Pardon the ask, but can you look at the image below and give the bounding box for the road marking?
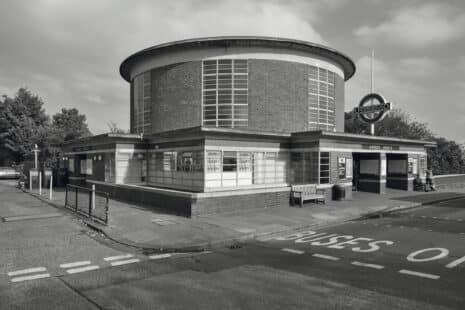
[110,258,140,266]
[11,273,51,282]
[104,254,134,261]
[281,248,304,254]
[446,256,465,269]
[312,253,340,261]
[66,265,100,274]
[351,261,384,269]
[149,253,172,260]
[8,267,47,276]
[60,261,91,269]
[398,269,439,280]
[407,248,449,262]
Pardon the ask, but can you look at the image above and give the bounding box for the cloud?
[355,3,465,48]
[397,57,441,78]
[0,0,324,133]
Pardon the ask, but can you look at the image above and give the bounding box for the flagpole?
[370,49,375,136]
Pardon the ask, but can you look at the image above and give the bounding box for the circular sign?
[355,93,392,124]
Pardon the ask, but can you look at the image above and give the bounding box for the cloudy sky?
[1,0,464,141]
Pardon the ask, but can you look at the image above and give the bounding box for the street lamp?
[32,144,40,169]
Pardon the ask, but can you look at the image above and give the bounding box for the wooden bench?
[290,184,326,207]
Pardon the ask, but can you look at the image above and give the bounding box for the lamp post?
[33,144,40,169]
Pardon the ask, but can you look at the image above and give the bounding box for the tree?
[0,88,93,166]
[428,138,465,175]
[51,108,91,142]
[0,88,50,164]
[107,121,127,134]
[345,109,434,140]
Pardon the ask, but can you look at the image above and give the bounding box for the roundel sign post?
[354,93,392,135]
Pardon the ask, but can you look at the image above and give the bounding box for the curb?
[357,203,423,219]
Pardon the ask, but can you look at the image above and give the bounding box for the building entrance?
[352,152,386,194]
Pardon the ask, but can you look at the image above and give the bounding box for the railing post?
[92,184,96,212]
[65,185,68,207]
[49,174,53,200]
[39,171,42,195]
[75,187,78,212]
[88,187,92,217]
[105,194,109,224]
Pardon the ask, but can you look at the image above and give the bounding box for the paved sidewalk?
[26,184,465,253]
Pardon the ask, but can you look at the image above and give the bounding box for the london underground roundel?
[354,93,392,124]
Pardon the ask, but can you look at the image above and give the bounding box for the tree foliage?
[345,108,465,175]
[52,108,91,142]
[0,88,92,166]
[107,121,127,134]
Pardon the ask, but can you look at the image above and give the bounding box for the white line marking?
[351,261,384,269]
[8,267,47,276]
[398,269,439,280]
[110,258,140,266]
[60,261,91,269]
[11,273,50,282]
[281,248,305,255]
[66,265,100,274]
[446,256,465,269]
[312,253,340,261]
[104,254,134,261]
[149,254,172,260]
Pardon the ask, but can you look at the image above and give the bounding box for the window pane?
[223,151,237,172]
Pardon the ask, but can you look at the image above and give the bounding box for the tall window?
[133,72,151,133]
[202,59,248,128]
[319,152,330,184]
[308,66,336,131]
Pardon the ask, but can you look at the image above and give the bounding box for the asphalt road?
[2,179,465,309]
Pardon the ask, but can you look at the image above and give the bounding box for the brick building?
[61,36,435,216]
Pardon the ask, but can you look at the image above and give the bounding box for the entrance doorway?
[352,153,382,193]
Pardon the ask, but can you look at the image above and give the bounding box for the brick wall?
[89,182,192,216]
[329,151,352,184]
[148,62,202,134]
[329,151,353,200]
[434,174,465,191]
[248,59,308,133]
[192,190,290,216]
[130,59,346,135]
[87,181,292,217]
[334,75,345,132]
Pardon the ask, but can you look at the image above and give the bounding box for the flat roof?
[120,36,356,82]
[292,130,437,147]
[61,127,436,149]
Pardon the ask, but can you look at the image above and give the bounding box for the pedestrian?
[426,168,436,191]
[413,174,425,191]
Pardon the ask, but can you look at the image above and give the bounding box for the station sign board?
[355,93,392,124]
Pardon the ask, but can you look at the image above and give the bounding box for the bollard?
[39,172,42,195]
[91,184,96,211]
[29,174,32,192]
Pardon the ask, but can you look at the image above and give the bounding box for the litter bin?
[332,184,346,201]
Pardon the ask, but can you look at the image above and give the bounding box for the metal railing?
[65,184,109,225]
